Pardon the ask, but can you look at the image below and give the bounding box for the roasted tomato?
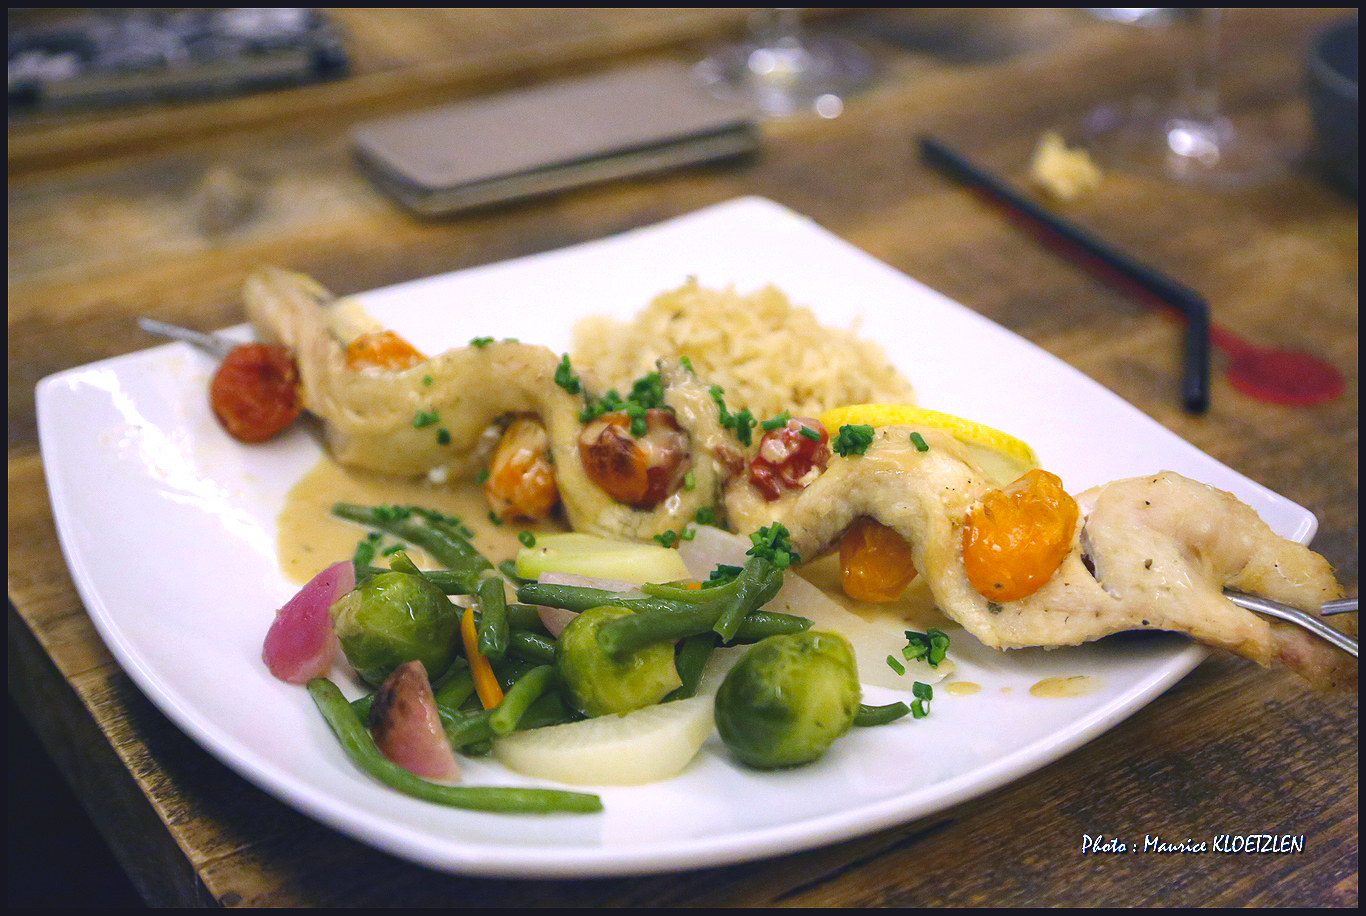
[749,416,830,501]
[962,469,1078,603]
[343,331,425,371]
[839,517,918,602]
[578,409,689,510]
[208,343,301,442]
[485,414,559,522]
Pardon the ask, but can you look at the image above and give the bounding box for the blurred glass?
[692,9,878,119]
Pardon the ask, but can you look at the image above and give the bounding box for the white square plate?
[37,197,1314,877]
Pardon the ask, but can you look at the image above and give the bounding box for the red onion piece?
[262,561,354,684]
[369,660,461,783]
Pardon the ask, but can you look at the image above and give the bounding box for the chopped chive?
[832,424,875,457]
[518,531,536,548]
[762,410,791,431]
[909,431,929,452]
[436,429,451,446]
[554,354,582,395]
[412,410,440,428]
[798,425,822,442]
[886,654,906,676]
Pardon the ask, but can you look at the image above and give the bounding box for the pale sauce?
[943,681,981,696]
[276,458,566,584]
[1029,675,1102,698]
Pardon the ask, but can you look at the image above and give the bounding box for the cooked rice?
[571,278,915,422]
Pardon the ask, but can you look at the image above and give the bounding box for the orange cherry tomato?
[343,331,425,371]
[961,469,1078,603]
[208,343,301,443]
[484,415,559,522]
[840,517,918,602]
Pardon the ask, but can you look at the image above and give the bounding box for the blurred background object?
[1077,9,1293,188]
[692,8,878,119]
[7,8,347,113]
[1306,15,1358,195]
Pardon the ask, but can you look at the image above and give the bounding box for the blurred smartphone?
[350,60,758,215]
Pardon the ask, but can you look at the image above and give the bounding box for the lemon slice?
[816,404,1039,486]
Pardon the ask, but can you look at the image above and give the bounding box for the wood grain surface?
[8,8,1357,907]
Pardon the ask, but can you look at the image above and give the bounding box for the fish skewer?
[239,266,1356,689]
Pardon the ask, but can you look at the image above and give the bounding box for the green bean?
[444,687,577,748]
[386,550,426,578]
[710,557,785,643]
[307,678,601,813]
[433,664,477,711]
[595,603,808,657]
[517,579,808,655]
[506,603,550,632]
[516,582,667,614]
[666,633,717,701]
[333,504,492,592]
[507,629,557,666]
[444,707,496,748]
[853,702,911,727]
[498,558,531,586]
[489,665,558,736]
[476,574,510,659]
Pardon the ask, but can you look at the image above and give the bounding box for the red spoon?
[1210,325,1345,407]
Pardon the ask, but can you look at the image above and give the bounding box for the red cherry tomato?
[208,343,301,443]
[748,417,830,501]
[578,409,689,509]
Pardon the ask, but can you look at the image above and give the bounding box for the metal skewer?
[1224,590,1358,657]
[137,317,236,360]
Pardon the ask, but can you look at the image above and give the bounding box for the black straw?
[918,135,1211,414]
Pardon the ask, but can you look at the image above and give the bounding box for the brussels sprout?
[330,571,460,686]
[713,631,860,769]
[555,605,682,718]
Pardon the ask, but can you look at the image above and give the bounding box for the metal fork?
[1224,591,1358,658]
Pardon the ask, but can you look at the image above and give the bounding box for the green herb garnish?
[412,409,440,429]
[710,385,757,446]
[909,431,929,452]
[902,628,951,668]
[554,354,582,395]
[761,410,791,432]
[832,424,875,457]
[746,523,800,569]
[911,681,933,718]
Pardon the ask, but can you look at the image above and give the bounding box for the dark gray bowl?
[1307,16,1358,195]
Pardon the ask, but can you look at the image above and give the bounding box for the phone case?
[349,60,759,215]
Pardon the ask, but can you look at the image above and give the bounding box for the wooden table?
[8,8,1357,907]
